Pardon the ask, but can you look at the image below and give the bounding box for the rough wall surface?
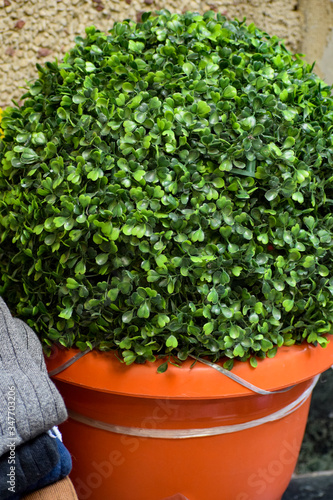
[299,0,333,85]
[0,0,303,107]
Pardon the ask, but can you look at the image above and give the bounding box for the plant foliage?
[0,10,333,369]
[0,109,4,140]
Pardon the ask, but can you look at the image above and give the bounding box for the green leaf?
[207,289,218,304]
[123,351,137,365]
[133,169,146,181]
[75,260,86,275]
[44,234,56,246]
[85,62,96,72]
[129,40,145,53]
[197,101,211,116]
[156,254,168,267]
[318,265,329,277]
[107,289,119,301]
[292,192,304,203]
[283,136,295,149]
[66,278,80,289]
[123,82,134,93]
[219,159,232,171]
[73,94,86,104]
[265,189,279,201]
[223,86,237,99]
[166,335,178,348]
[53,216,67,228]
[231,266,242,276]
[137,302,150,318]
[221,307,233,318]
[122,310,134,323]
[59,307,73,320]
[282,107,298,121]
[250,358,258,368]
[252,124,265,136]
[304,216,315,231]
[29,81,43,96]
[302,256,315,268]
[261,339,273,351]
[157,362,168,374]
[283,299,294,312]
[233,344,244,357]
[203,322,214,335]
[253,302,263,315]
[57,107,67,120]
[96,253,109,266]
[212,177,225,188]
[183,62,194,75]
[241,116,256,131]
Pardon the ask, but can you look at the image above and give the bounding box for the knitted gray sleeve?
[0,297,68,458]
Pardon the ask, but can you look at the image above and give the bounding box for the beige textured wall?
[299,0,333,85]
[0,0,323,108]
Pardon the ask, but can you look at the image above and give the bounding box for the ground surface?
[283,472,333,500]
[296,368,333,473]
[282,367,333,499]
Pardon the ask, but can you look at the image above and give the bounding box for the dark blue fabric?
[0,433,59,499]
[24,437,72,494]
[4,437,71,499]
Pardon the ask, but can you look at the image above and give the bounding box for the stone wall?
[299,0,333,86]
[0,0,331,107]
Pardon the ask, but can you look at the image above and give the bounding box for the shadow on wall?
[299,0,333,85]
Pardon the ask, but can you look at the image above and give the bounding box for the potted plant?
[1,10,333,500]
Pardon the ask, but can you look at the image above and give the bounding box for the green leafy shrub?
[0,10,333,369]
[0,109,4,140]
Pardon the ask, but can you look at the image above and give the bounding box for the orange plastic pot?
[46,338,333,500]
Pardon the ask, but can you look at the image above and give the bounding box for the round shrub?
[0,10,333,369]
